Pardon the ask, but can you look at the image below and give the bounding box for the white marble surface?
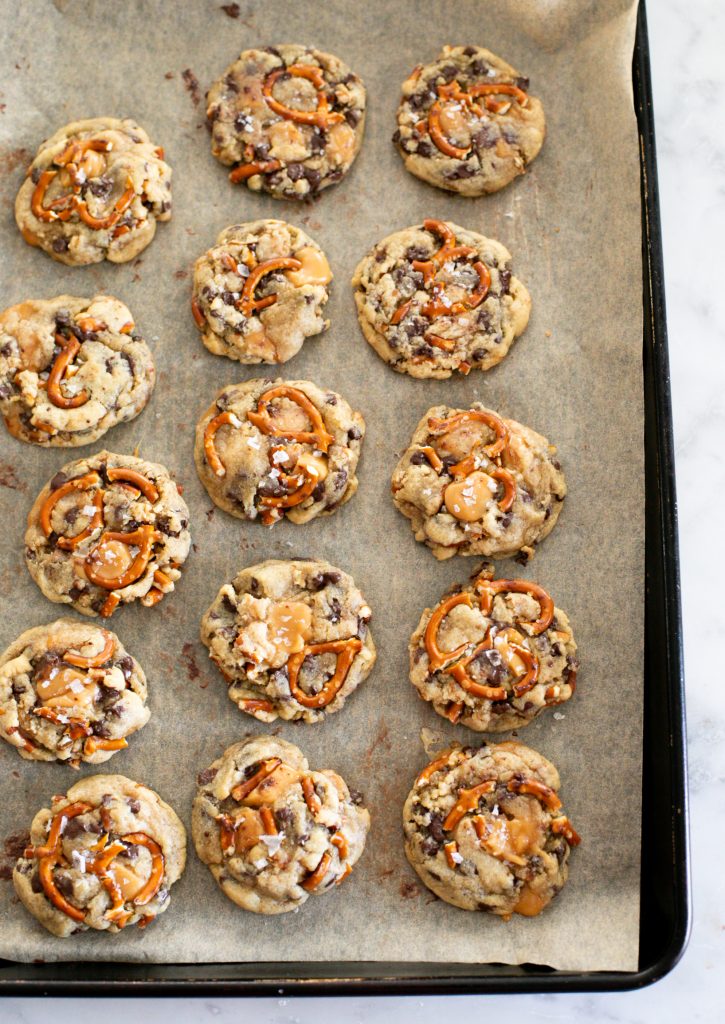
[4,1,723,1019]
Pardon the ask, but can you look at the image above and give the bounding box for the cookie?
[403,741,580,918]
[394,45,545,196]
[194,378,364,525]
[191,219,332,364]
[201,559,375,724]
[25,451,191,618]
[192,736,369,914]
[15,117,171,265]
[391,403,565,560]
[13,774,186,936]
[0,619,149,766]
[0,295,155,447]
[410,568,577,731]
[352,219,530,379]
[207,45,366,199]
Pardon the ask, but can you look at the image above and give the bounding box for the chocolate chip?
[197,766,218,785]
[308,570,341,591]
[127,799,141,814]
[463,46,477,57]
[286,162,305,182]
[410,450,427,465]
[428,813,446,843]
[304,167,322,191]
[51,237,69,253]
[311,482,325,502]
[253,140,271,160]
[499,270,511,295]
[55,873,74,899]
[347,425,362,441]
[391,128,401,145]
[471,59,490,76]
[473,125,496,150]
[344,108,361,128]
[408,89,434,112]
[416,140,433,157]
[327,597,342,623]
[87,175,113,200]
[64,817,88,839]
[30,166,42,184]
[325,394,337,405]
[348,788,364,806]
[445,163,476,180]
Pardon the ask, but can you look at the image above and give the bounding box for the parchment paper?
[0,0,643,973]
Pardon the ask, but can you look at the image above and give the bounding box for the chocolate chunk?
[127,799,141,814]
[327,597,342,623]
[51,237,69,253]
[344,108,361,128]
[416,140,433,158]
[311,482,325,502]
[498,269,511,295]
[347,425,362,441]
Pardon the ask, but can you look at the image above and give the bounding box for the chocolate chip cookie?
[410,567,577,731]
[192,736,369,914]
[25,451,191,618]
[192,219,332,364]
[207,45,366,199]
[194,378,364,525]
[14,774,186,936]
[0,619,149,766]
[395,45,545,196]
[403,741,579,918]
[201,559,375,724]
[391,403,565,560]
[0,295,155,446]
[352,218,530,379]
[15,117,171,265]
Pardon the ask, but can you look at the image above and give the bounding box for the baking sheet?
[0,0,643,972]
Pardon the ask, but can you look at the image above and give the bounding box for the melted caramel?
[512,884,546,917]
[326,122,357,164]
[437,101,471,149]
[36,664,97,710]
[285,246,333,288]
[107,858,146,901]
[266,601,313,660]
[231,808,265,853]
[444,471,495,521]
[86,538,134,583]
